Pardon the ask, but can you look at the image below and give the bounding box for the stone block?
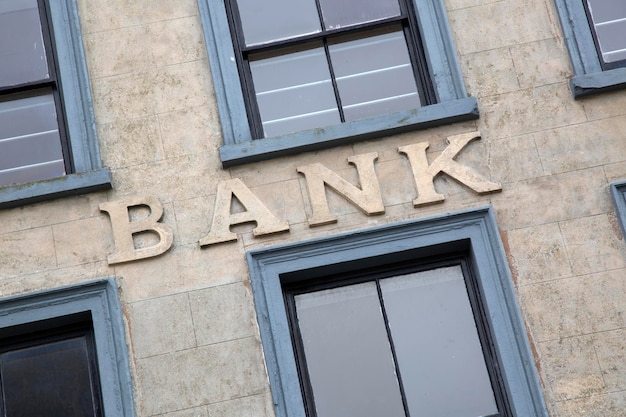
[462,47,520,98]
[538,336,605,401]
[136,337,267,415]
[508,222,573,285]
[521,269,626,341]
[0,227,56,279]
[560,214,626,275]
[53,216,112,268]
[127,292,196,358]
[99,116,165,169]
[190,282,256,347]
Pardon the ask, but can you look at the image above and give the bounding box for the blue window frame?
[197,0,478,167]
[0,0,111,209]
[611,180,626,236]
[0,279,135,416]
[554,0,626,97]
[247,207,548,417]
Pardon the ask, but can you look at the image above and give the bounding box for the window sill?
[219,97,479,167]
[570,67,626,98]
[0,168,112,209]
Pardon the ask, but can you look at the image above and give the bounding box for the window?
[554,0,626,97]
[583,0,626,69]
[247,207,548,417]
[197,0,477,166]
[0,0,111,209]
[0,280,135,417]
[0,313,103,416]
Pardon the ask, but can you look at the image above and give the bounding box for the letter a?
[100,196,173,264]
[199,178,289,246]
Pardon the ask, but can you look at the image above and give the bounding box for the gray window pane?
[0,0,49,87]
[0,93,65,186]
[319,0,400,30]
[329,29,421,122]
[594,21,626,63]
[236,0,321,46]
[380,266,499,417]
[587,0,626,23]
[250,47,340,137]
[295,283,406,417]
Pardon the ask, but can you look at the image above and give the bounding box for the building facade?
[1,0,626,416]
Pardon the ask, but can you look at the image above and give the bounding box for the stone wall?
[1,0,626,415]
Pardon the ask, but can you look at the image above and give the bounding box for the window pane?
[295,282,406,417]
[380,266,498,417]
[329,29,421,122]
[586,0,626,64]
[0,0,49,87]
[0,92,65,186]
[250,46,340,137]
[235,0,321,46]
[319,0,401,30]
[0,337,99,417]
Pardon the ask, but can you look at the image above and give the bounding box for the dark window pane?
[329,29,421,122]
[235,0,321,46]
[250,46,340,137]
[319,0,401,30]
[0,0,49,87]
[295,282,406,417]
[380,266,498,417]
[0,337,99,417]
[0,92,65,186]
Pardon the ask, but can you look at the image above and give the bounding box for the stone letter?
[100,196,173,264]
[199,178,289,246]
[398,132,502,207]
[297,152,385,227]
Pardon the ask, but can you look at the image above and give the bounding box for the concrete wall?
[1,0,626,415]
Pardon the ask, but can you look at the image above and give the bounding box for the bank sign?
[100,132,501,264]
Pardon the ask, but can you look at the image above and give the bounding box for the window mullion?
[375,279,411,417]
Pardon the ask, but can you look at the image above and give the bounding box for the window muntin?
[584,0,626,68]
[0,318,103,417]
[227,0,431,139]
[0,0,71,188]
[287,264,501,417]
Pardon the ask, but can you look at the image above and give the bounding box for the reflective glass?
[0,0,49,87]
[319,0,400,30]
[295,283,406,417]
[586,0,626,63]
[0,337,99,417]
[250,46,340,137]
[380,266,499,417]
[236,0,321,46]
[0,92,65,186]
[329,29,421,122]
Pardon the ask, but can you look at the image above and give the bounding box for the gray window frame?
[0,279,135,417]
[0,0,111,209]
[611,180,626,236]
[246,207,548,417]
[554,0,626,97]
[197,0,478,167]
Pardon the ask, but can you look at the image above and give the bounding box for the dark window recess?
[0,0,72,187]
[225,0,434,138]
[0,314,103,417]
[283,259,510,417]
[583,0,626,69]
